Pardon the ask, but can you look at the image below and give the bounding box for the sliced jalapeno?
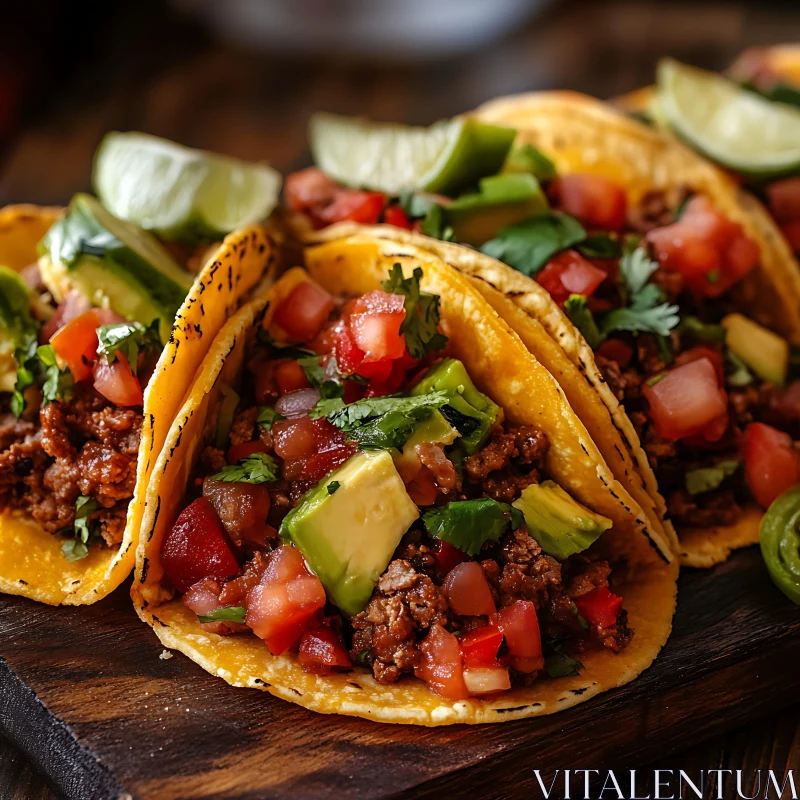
[760,485,800,604]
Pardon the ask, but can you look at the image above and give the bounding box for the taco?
[0,194,279,605]
[132,231,676,725]
[283,97,800,568]
[615,57,800,261]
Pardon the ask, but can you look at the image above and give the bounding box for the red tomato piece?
[347,290,406,362]
[743,422,800,509]
[363,359,408,397]
[40,291,92,344]
[202,477,272,549]
[491,600,543,664]
[284,167,339,215]
[273,417,317,460]
[245,545,326,655]
[536,250,607,305]
[647,196,759,297]
[342,379,366,404]
[161,497,241,593]
[274,359,312,395]
[354,358,394,382]
[318,190,385,225]
[298,625,352,675]
[767,177,800,224]
[302,444,358,483]
[553,174,627,230]
[50,308,125,382]
[597,337,634,368]
[574,586,624,629]
[433,539,470,575]
[460,625,504,668]
[674,345,725,385]
[405,465,440,507]
[92,354,143,407]
[273,281,334,343]
[415,623,468,700]
[443,562,496,617]
[642,358,728,441]
[333,323,367,374]
[226,439,272,464]
[383,205,413,230]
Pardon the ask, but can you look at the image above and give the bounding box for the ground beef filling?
[0,388,142,546]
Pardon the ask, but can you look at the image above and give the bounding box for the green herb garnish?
[211,452,279,484]
[197,607,247,624]
[62,495,99,562]
[96,320,161,376]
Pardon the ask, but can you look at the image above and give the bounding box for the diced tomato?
[273,281,334,343]
[552,174,627,230]
[674,345,725,385]
[781,220,800,253]
[383,205,413,230]
[310,324,339,356]
[647,196,759,297]
[491,600,543,670]
[443,562,496,617]
[203,477,272,549]
[342,379,366,404]
[767,177,800,224]
[743,422,800,509]
[460,625,504,668]
[405,465,440,507]
[92,354,143,407]
[462,666,511,695]
[298,625,352,675]
[49,308,126,382]
[273,417,317,460]
[161,497,241,594]
[302,443,358,483]
[537,250,607,305]
[415,623,468,700]
[347,290,406,362]
[364,359,408,397]
[354,358,393,382]
[284,167,340,215]
[642,357,728,441]
[333,323,367,375]
[183,577,249,635]
[318,190,385,226]
[574,586,623,629]
[226,439,272,464]
[597,337,633,368]
[274,359,312,395]
[433,539,469,575]
[245,545,326,655]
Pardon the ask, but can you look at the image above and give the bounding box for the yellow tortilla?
[0,208,279,605]
[459,90,800,567]
[133,235,677,725]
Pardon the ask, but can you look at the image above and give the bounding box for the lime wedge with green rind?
[656,58,800,179]
[93,132,282,241]
[309,112,516,196]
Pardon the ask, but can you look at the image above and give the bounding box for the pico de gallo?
[161,265,633,699]
[0,194,199,561]
[285,135,800,532]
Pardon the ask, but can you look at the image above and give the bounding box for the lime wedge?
[309,112,516,196]
[656,58,800,179]
[93,132,282,241]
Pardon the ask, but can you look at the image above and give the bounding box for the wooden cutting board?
[1,547,799,800]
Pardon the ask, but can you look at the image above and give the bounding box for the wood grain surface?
[0,548,798,800]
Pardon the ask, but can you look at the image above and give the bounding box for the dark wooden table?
[1,0,800,796]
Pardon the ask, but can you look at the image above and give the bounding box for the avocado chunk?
[722,312,788,386]
[279,451,419,617]
[392,410,459,480]
[447,173,548,246]
[512,480,612,561]
[38,194,192,342]
[411,358,499,454]
[0,267,37,392]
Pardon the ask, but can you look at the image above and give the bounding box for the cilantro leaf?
[419,204,455,241]
[503,143,557,181]
[37,345,74,406]
[381,265,448,359]
[297,354,345,400]
[545,647,583,678]
[422,498,522,556]
[685,460,740,496]
[601,298,680,339]
[398,192,438,219]
[256,406,284,432]
[62,495,99,562]
[311,390,451,451]
[564,295,605,349]
[211,452,279,484]
[197,606,247,624]
[577,233,621,259]
[618,246,659,298]
[480,212,586,277]
[96,320,161,376]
